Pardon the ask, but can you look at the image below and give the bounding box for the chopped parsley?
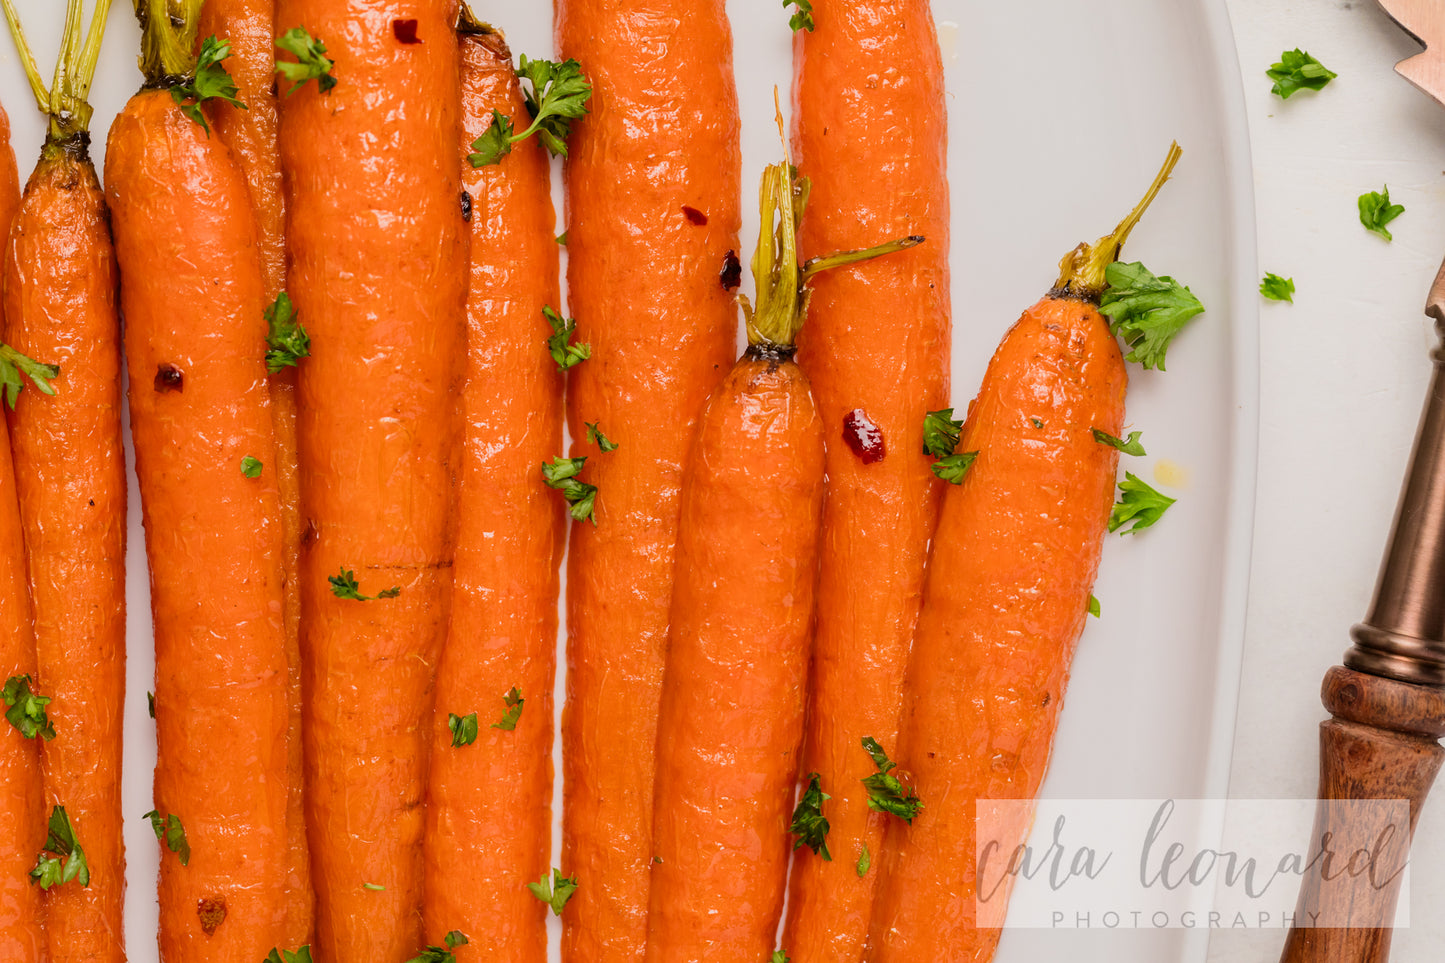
[491,687,524,731]
[585,422,618,452]
[448,712,479,748]
[1359,187,1405,242]
[2,675,55,741]
[265,947,314,963]
[543,306,590,371]
[170,36,246,135]
[144,809,191,866]
[264,292,310,372]
[1259,273,1295,303]
[1108,472,1176,535]
[788,772,831,861]
[856,845,871,878]
[921,408,962,458]
[528,868,578,916]
[31,806,88,890]
[784,0,815,31]
[328,568,401,601]
[1091,429,1145,456]
[542,456,598,525]
[1088,594,1101,618]
[1099,261,1205,371]
[860,736,922,824]
[276,26,337,96]
[0,343,59,409]
[1267,49,1336,99]
[933,452,977,485]
[241,456,263,478]
[468,57,592,166]
[404,930,468,963]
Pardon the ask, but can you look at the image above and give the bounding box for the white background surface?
[1214,0,1445,960]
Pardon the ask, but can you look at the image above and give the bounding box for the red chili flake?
[154,364,183,393]
[392,19,421,43]
[719,250,741,290]
[197,897,227,935]
[682,205,708,226]
[842,409,886,464]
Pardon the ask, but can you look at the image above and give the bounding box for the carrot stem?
[133,0,201,85]
[1,0,116,140]
[1054,140,1182,299]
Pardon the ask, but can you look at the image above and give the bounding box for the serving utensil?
[1281,4,1445,959]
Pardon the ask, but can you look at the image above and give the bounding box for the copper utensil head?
[1377,0,1445,104]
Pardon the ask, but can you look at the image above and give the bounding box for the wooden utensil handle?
[1280,666,1445,963]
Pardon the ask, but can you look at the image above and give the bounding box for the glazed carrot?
[865,147,1182,962]
[0,99,47,963]
[555,1,740,956]
[105,3,289,959]
[421,18,563,963]
[194,0,311,945]
[2,3,126,959]
[274,1,468,958]
[783,3,950,959]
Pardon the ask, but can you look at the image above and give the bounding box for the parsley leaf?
[860,736,922,824]
[328,568,401,601]
[241,456,263,478]
[469,57,592,167]
[0,343,60,409]
[363,882,385,891]
[447,712,479,747]
[144,809,191,866]
[276,26,337,96]
[789,772,831,861]
[1091,429,1146,456]
[856,845,870,878]
[30,806,88,890]
[543,456,598,525]
[491,687,524,731]
[1088,594,1101,618]
[921,408,962,458]
[772,953,792,963]
[265,947,315,963]
[1099,261,1205,371]
[1359,187,1405,242]
[264,292,310,372]
[528,868,579,916]
[170,36,246,136]
[2,675,55,741]
[1108,472,1176,536]
[932,451,977,485]
[468,109,515,167]
[1267,48,1336,99]
[1260,273,1295,303]
[403,931,469,963]
[543,306,590,371]
[784,0,815,31]
[585,422,618,452]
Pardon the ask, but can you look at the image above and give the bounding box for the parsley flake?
[264,292,310,372]
[2,675,55,741]
[784,0,815,31]
[328,568,401,601]
[265,947,314,963]
[528,868,578,916]
[789,772,831,861]
[585,422,618,452]
[276,26,337,96]
[0,343,59,409]
[144,809,191,866]
[1099,261,1205,371]
[1359,187,1405,242]
[448,712,479,747]
[932,451,978,485]
[1260,273,1295,303]
[469,58,592,167]
[363,882,385,891]
[856,845,871,878]
[1088,594,1101,618]
[860,736,922,824]
[542,456,598,525]
[1267,49,1336,99]
[1108,472,1176,536]
[170,36,246,136]
[403,930,469,963]
[921,408,962,458]
[1091,429,1146,456]
[491,687,524,731]
[543,306,590,371]
[241,456,263,478]
[30,806,88,890]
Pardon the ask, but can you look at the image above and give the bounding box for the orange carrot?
[0,99,47,963]
[273,1,468,958]
[783,2,951,958]
[421,18,563,963]
[865,147,1182,962]
[193,0,311,944]
[555,1,741,956]
[105,4,289,958]
[2,3,126,958]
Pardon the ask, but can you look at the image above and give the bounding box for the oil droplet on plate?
[1154,458,1189,490]
[936,21,960,61]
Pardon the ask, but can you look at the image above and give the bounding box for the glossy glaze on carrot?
[274,2,468,958]
[106,88,289,962]
[194,1,311,944]
[0,101,46,962]
[784,3,950,959]
[645,347,825,963]
[421,23,563,963]
[864,296,1125,963]
[555,3,740,957]
[5,137,127,963]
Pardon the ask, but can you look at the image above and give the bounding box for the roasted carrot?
[783,3,950,959]
[864,147,1182,962]
[194,0,311,945]
[0,98,47,963]
[421,18,564,963]
[2,3,126,959]
[105,3,289,958]
[555,1,740,956]
[273,1,468,958]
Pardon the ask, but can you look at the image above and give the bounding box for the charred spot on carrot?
[720,250,742,290]
[392,19,420,44]
[154,364,183,393]
[843,408,886,464]
[682,205,708,226]
[459,190,472,222]
[197,897,226,935]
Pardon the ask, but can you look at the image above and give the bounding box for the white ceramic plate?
[0,0,1257,960]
